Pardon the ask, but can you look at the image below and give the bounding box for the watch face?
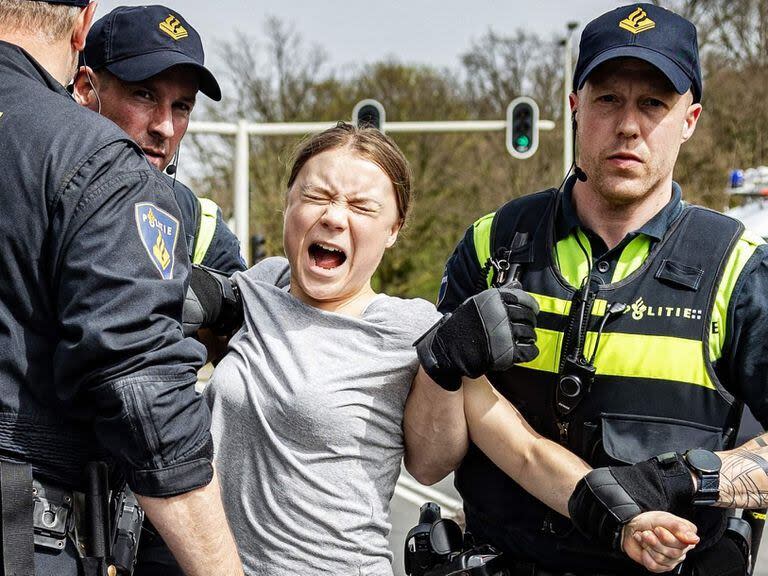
[686,449,722,474]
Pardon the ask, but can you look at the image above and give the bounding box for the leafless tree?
[461,29,564,119]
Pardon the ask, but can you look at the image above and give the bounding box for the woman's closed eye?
[351,202,379,215]
[302,192,330,204]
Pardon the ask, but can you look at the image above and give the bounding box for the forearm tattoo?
[718,434,768,508]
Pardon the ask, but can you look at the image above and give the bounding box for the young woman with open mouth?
[205,123,441,575]
[203,123,697,576]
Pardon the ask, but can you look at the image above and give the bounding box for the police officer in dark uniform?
[71,7,247,573]
[73,5,246,366]
[405,4,768,575]
[72,4,246,278]
[0,1,243,574]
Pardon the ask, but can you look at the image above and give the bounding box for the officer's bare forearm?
[136,470,244,576]
[463,377,590,517]
[715,431,768,509]
[403,367,468,485]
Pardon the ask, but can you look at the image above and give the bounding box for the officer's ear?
[680,100,703,143]
[72,66,99,110]
[72,2,98,53]
[569,92,578,116]
[569,92,580,132]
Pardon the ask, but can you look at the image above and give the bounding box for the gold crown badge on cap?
[159,15,188,41]
[619,7,656,34]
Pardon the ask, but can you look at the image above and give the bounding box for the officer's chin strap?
[0,461,35,576]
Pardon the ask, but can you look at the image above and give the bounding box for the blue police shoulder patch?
[134,202,180,280]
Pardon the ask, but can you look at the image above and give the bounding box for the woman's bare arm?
[463,376,698,573]
[403,368,469,485]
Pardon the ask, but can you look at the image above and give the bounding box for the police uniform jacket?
[438,177,768,572]
[167,176,246,276]
[0,41,213,497]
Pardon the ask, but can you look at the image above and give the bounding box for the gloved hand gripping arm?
[414,286,540,391]
[463,379,699,573]
[568,453,695,549]
[183,265,244,337]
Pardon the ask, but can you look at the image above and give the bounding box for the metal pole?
[563,21,579,179]
[234,119,250,264]
[190,119,556,136]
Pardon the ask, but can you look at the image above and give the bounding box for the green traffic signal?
[506,97,539,159]
[512,103,533,151]
[515,135,530,150]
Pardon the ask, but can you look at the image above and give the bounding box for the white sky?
[94,0,629,72]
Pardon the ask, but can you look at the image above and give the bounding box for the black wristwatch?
[683,448,721,506]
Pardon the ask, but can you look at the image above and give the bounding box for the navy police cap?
[573,3,702,102]
[83,5,221,101]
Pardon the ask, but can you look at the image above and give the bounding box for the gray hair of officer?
[0,0,84,41]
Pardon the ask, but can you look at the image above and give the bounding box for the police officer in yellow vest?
[405,4,768,575]
[72,5,246,277]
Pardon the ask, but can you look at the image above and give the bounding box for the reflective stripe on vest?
[192,197,219,265]
[472,206,762,390]
[709,229,763,361]
[473,212,495,287]
[460,195,748,546]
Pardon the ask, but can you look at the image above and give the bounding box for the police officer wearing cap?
[405,4,768,575]
[72,5,246,364]
[72,5,246,279]
[0,1,243,575]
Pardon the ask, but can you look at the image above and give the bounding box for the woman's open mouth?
[309,243,347,270]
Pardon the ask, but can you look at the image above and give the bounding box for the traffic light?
[352,99,386,132]
[506,97,540,159]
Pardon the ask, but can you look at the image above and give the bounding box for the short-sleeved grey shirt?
[206,257,441,575]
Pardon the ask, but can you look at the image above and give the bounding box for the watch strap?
[683,449,721,506]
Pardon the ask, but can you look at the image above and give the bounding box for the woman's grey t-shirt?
[205,257,441,576]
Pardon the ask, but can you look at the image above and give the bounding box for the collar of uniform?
[556,177,684,243]
[0,40,75,99]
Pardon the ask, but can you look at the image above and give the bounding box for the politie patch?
[134,202,180,280]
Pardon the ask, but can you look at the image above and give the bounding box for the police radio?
[556,355,596,416]
[556,297,627,417]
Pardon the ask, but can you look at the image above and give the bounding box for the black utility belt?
[32,468,145,575]
[32,477,77,551]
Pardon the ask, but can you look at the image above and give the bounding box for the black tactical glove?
[414,286,540,391]
[183,265,244,337]
[568,453,695,550]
